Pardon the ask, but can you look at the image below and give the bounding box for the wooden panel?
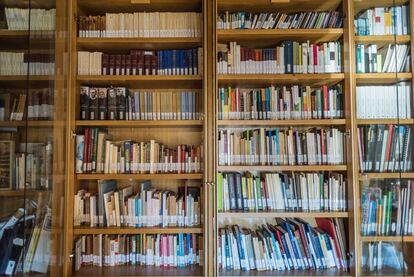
[356,73,413,84]
[356,119,414,125]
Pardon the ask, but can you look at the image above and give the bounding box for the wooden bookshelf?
[75,120,203,127]
[217,119,346,127]
[219,268,351,277]
[218,165,348,172]
[359,172,414,179]
[77,37,202,51]
[354,35,411,44]
[361,236,414,242]
[73,265,203,277]
[356,119,414,125]
[355,72,413,84]
[76,173,204,180]
[218,211,349,218]
[73,227,203,235]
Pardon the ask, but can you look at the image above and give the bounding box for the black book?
[374,125,385,171]
[234,172,243,211]
[88,87,98,120]
[79,86,89,120]
[107,87,117,120]
[98,88,107,120]
[116,87,127,120]
[227,173,237,211]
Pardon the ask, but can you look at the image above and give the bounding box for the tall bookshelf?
[64,0,209,276]
[213,0,356,276]
[351,0,414,276]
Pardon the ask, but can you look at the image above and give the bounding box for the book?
[74,233,203,269]
[74,181,200,228]
[355,5,410,36]
[217,41,342,74]
[356,84,411,119]
[0,52,54,76]
[218,127,345,166]
[77,12,202,38]
[218,85,343,120]
[362,241,407,272]
[4,8,55,32]
[361,179,414,236]
[217,11,343,30]
[218,218,348,271]
[0,140,14,190]
[76,128,202,174]
[357,124,412,172]
[218,171,346,212]
[77,48,201,76]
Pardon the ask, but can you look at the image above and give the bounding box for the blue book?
[282,220,305,269]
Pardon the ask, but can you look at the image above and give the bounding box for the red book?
[323,85,328,118]
[383,124,394,169]
[315,218,344,268]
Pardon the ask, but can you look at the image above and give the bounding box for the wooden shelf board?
[218,119,346,127]
[0,189,49,197]
[217,29,343,45]
[73,265,202,277]
[354,35,411,44]
[356,73,412,84]
[76,173,203,180]
[354,0,409,14]
[77,0,202,13]
[218,165,348,172]
[359,172,414,179]
[0,75,53,81]
[77,37,202,51]
[219,268,351,277]
[356,119,414,125]
[361,236,414,242]
[218,211,349,218]
[0,120,55,127]
[218,73,344,86]
[77,75,202,89]
[76,120,203,127]
[217,0,342,13]
[73,226,203,235]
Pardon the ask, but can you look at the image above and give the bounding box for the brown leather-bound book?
[125,55,131,75]
[115,54,122,75]
[109,54,115,75]
[121,55,126,75]
[98,88,107,120]
[89,87,99,120]
[131,54,138,75]
[80,86,90,120]
[107,87,117,120]
[151,54,158,75]
[102,54,109,75]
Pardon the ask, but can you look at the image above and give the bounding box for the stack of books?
[4,8,56,31]
[218,127,345,166]
[75,128,202,174]
[217,41,342,74]
[0,52,54,76]
[218,85,343,120]
[217,11,343,30]
[79,86,201,121]
[217,172,347,212]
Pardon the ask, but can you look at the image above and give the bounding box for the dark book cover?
[115,54,122,75]
[102,54,109,75]
[116,87,127,120]
[234,172,243,211]
[88,87,99,120]
[98,88,107,120]
[79,86,89,120]
[109,55,115,75]
[107,87,117,120]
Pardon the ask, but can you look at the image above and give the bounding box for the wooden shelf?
[218,165,348,172]
[218,211,349,218]
[218,73,344,86]
[77,37,202,52]
[73,226,203,235]
[354,0,409,14]
[76,173,203,180]
[218,119,346,127]
[217,0,342,13]
[0,120,54,127]
[359,172,414,179]
[354,35,411,45]
[356,119,414,125]
[77,0,202,13]
[219,268,351,277]
[355,73,412,84]
[361,236,414,242]
[77,75,202,89]
[217,29,343,46]
[76,120,203,128]
[74,265,202,277]
[0,189,50,197]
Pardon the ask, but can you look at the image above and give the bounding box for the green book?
[217,172,223,212]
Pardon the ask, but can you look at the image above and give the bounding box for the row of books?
[74,233,203,270]
[357,125,412,173]
[217,11,343,30]
[4,8,56,31]
[74,181,200,228]
[361,180,414,236]
[356,84,411,119]
[355,44,410,73]
[77,13,201,38]
[217,172,346,212]
[79,86,201,121]
[75,128,202,174]
[218,218,348,271]
[217,41,342,74]
[362,242,407,272]
[354,5,410,36]
[0,205,51,275]
[218,128,345,166]
[77,49,202,76]
[218,85,343,120]
[0,89,54,121]
[0,52,54,76]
